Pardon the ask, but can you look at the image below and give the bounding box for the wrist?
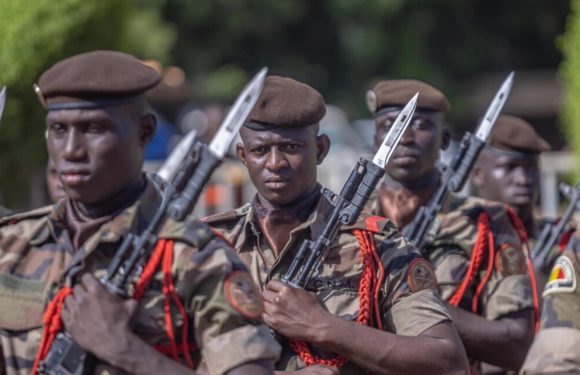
[309,311,340,347]
[101,331,142,371]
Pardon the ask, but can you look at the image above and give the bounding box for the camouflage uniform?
[520,234,580,374]
[369,193,534,371]
[0,178,280,375]
[205,189,452,375]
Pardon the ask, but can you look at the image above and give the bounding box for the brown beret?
[489,115,551,154]
[245,75,326,130]
[367,79,450,115]
[35,50,161,110]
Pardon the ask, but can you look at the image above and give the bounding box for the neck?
[73,175,146,220]
[254,185,321,255]
[379,170,440,228]
[515,207,535,235]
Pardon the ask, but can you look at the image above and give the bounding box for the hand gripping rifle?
[38,68,268,375]
[402,72,514,250]
[281,94,418,289]
[532,182,580,272]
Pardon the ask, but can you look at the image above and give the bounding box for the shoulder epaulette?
[0,205,53,227]
[203,204,251,224]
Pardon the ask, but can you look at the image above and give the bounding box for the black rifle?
[282,93,418,288]
[38,68,268,375]
[532,182,580,272]
[402,72,514,250]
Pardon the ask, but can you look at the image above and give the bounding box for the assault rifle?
[38,67,268,375]
[402,72,514,250]
[282,93,418,288]
[532,182,580,272]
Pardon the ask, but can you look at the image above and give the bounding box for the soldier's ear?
[316,134,331,165]
[440,126,451,151]
[139,113,157,146]
[236,143,247,165]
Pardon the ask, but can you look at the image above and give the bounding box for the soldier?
[365,80,536,373]
[471,116,562,289]
[205,75,468,375]
[520,234,580,374]
[46,157,66,203]
[0,50,279,375]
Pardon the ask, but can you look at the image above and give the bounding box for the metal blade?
[372,93,418,169]
[208,67,268,158]
[475,71,514,141]
[157,129,197,182]
[0,86,6,124]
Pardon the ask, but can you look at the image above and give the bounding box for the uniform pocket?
[0,272,45,330]
[314,288,360,321]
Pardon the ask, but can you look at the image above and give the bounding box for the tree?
[0,0,175,207]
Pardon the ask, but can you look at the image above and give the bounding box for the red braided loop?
[472,227,494,313]
[504,206,540,333]
[288,229,380,369]
[32,287,73,375]
[449,212,491,307]
[135,239,196,368]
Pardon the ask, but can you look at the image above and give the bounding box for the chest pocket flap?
[0,272,45,330]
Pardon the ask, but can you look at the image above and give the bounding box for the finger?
[266,280,285,292]
[261,289,279,304]
[72,283,88,301]
[81,273,101,294]
[125,299,139,316]
[63,294,78,315]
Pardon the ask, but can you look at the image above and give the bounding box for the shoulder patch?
[224,271,263,320]
[407,258,438,292]
[543,256,577,297]
[495,243,527,277]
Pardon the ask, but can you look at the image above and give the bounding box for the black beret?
[244,75,326,130]
[489,115,551,154]
[35,50,161,110]
[367,79,450,115]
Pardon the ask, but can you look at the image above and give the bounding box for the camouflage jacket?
[0,179,279,375]
[520,233,580,374]
[205,190,451,375]
[369,192,534,320]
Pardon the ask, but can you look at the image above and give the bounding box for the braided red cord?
[504,206,540,333]
[449,212,491,307]
[32,287,73,375]
[472,228,494,313]
[288,229,379,368]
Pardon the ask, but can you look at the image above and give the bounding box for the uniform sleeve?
[378,232,451,336]
[520,249,580,374]
[177,238,280,375]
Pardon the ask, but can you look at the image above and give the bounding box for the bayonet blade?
[372,93,418,169]
[157,129,197,182]
[0,86,6,124]
[475,71,514,141]
[208,67,268,158]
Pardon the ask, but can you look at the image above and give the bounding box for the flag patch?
[543,256,576,297]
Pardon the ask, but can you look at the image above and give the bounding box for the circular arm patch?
[224,271,263,320]
[407,258,438,292]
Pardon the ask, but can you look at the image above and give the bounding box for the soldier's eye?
[49,123,67,134]
[87,123,104,133]
[252,146,267,155]
[284,143,301,152]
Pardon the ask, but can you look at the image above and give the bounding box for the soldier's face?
[45,104,155,205]
[374,109,444,182]
[237,126,330,205]
[472,149,540,215]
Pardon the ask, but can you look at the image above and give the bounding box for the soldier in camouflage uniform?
[471,115,561,291]
[205,75,468,375]
[364,80,536,373]
[0,50,279,375]
[520,231,580,374]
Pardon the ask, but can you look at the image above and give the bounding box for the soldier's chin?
[386,166,422,182]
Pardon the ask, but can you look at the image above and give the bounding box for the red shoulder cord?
[449,212,496,314]
[504,206,540,333]
[33,239,195,374]
[288,228,384,369]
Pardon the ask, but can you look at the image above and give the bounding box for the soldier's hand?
[262,280,329,342]
[62,273,138,361]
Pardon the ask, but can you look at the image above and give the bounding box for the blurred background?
[0,0,577,217]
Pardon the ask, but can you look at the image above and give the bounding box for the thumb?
[125,298,139,316]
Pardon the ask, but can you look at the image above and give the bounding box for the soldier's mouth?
[61,171,91,186]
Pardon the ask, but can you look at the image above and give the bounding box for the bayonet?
[0,87,6,124]
[373,93,418,168]
[475,71,514,141]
